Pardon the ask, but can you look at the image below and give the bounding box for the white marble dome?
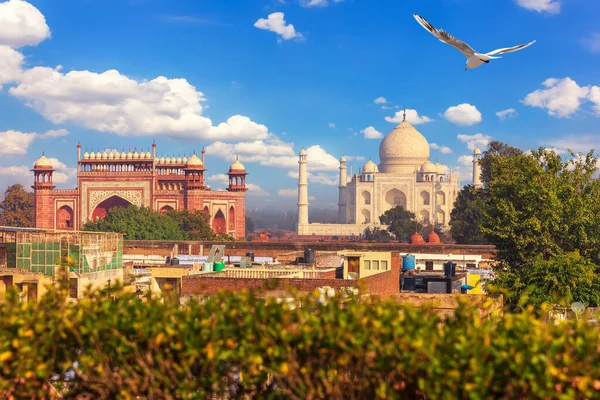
[378,120,430,174]
[363,160,379,173]
[420,160,436,173]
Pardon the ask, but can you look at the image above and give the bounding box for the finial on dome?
[236,155,239,161]
[403,106,406,122]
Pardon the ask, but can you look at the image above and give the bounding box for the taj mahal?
[296,112,483,236]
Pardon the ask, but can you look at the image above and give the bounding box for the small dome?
[89,152,96,160]
[140,151,146,159]
[126,151,132,159]
[363,160,379,173]
[146,151,152,159]
[133,151,140,159]
[95,151,101,159]
[186,154,203,167]
[165,157,171,164]
[176,157,182,164]
[299,148,307,156]
[34,155,53,168]
[340,156,347,163]
[108,151,115,160]
[435,162,446,174]
[474,147,482,156]
[182,156,188,164]
[101,151,108,160]
[427,231,441,244]
[229,159,246,171]
[159,157,165,164]
[420,161,436,173]
[410,232,425,245]
[83,152,90,159]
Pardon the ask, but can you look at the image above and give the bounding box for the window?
[425,261,434,271]
[372,260,379,270]
[364,260,371,270]
[381,261,388,270]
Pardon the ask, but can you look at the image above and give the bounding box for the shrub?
[1,280,600,399]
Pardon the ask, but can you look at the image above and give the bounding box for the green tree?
[449,184,488,244]
[245,216,255,235]
[379,206,421,242]
[0,184,34,227]
[166,210,216,241]
[83,206,186,240]
[363,227,394,242]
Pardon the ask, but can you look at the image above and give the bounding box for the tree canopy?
[0,184,34,228]
[83,206,224,241]
[379,206,421,242]
[449,184,487,244]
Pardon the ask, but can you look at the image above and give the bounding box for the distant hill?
[247,208,337,230]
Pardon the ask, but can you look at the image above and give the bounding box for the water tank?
[304,249,315,264]
[170,257,179,265]
[246,252,255,262]
[444,261,456,277]
[402,254,416,271]
[202,262,213,272]
[214,261,225,272]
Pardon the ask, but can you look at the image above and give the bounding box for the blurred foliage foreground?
[1,281,600,400]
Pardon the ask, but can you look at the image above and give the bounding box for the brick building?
[32,144,248,239]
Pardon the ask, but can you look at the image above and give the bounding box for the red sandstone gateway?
[32,143,247,239]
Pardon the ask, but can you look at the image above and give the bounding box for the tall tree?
[167,210,216,241]
[363,227,394,242]
[449,184,488,244]
[379,206,421,242]
[0,184,34,227]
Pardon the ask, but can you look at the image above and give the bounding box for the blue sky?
[0,0,599,209]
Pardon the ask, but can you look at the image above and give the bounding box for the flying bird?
[413,14,536,70]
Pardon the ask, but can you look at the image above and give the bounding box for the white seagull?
[413,14,536,71]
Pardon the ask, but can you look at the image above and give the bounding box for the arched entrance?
[56,206,74,230]
[228,206,235,230]
[91,196,133,220]
[385,189,407,210]
[159,205,174,214]
[212,210,226,234]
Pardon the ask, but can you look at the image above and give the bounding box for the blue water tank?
[402,254,416,270]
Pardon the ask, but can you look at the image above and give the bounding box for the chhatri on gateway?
[296,114,483,236]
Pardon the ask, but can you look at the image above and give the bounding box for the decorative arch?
[159,205,174,214]
[361,191,371,205]
[212,210,226,234]
[56,206,74,230]
[437,210,446,225]
[436,191,446,206]
[228,206,235,230]
[385,189,407,210]
[420,191,430,206]
[419,210,430,224]
[91,196,133,220]
[361,209,371,224]
[203,206,210,215]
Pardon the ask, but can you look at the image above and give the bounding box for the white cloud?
[546,135,600,154]
[0,45,24,89]
[0,130,36,155]
[582,33,600,54]
[0,0,50,48]
[42,157,76,184]
[328,122,336,128]
[360,126,383,139]
[385,109,433,125]
[0,165,31,189]
[277,188,297,197]
[457,133,492,151]
[287,170,337,186]
[10,67,270,141]
[40,128,69,138]
[522,78,594,118]
[515,0,561,14]
[247,183,269,196]
[374,96,387,104]
[496,108,517,120]
[458,155,474,166]
[443,103,482,126]
[430,143,452,154]
[299,0,343,7]
[254,12,303,41]
[207,173,228,184]
[345,155,365,161]
[589,86,600,115]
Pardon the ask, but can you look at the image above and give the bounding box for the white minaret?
[297,148,309,234]
[338,156,347,223]
[472,147,483,188]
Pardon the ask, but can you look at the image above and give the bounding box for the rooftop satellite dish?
[571,302,586,319]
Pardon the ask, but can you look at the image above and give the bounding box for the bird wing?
[486,40,536,56]
[413,14,476,58]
